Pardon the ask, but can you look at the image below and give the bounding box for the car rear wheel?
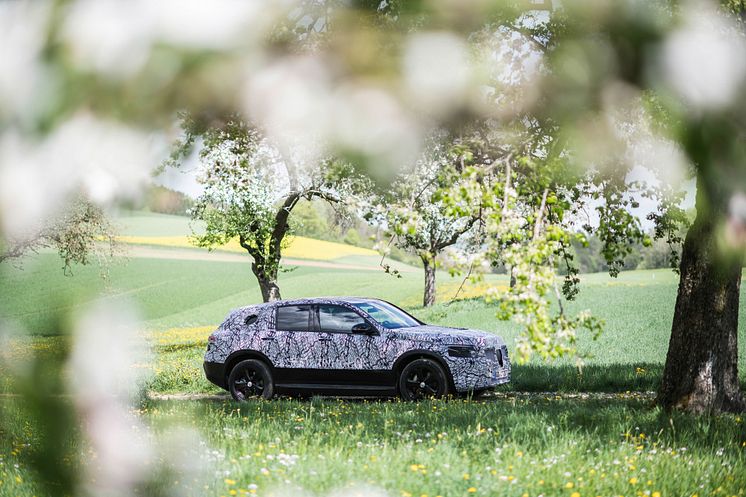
[228,359,274,401]
[398,358,449,400]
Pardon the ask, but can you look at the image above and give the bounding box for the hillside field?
[1,219,745,393]
[1,212,745,497]
[1,211,746,393]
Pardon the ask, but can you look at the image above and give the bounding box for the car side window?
[275,305,311,332]
[318,305,368,333]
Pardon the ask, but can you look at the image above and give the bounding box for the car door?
[268,304,315,369]
[316,304,392,387]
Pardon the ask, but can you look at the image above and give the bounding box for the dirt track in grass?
[124,245,413,272]
[142,391,659,402]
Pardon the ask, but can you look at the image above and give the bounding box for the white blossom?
[661,1,746,112]
[0,114,154,239]
[403,32,472,116]
[0,2,48,121]
[67,300,153,496]
[244,55,333,168]
[61,0,277,78]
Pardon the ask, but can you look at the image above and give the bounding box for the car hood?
[390,324,506,348]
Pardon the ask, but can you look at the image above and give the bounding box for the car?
[203,297,511,400]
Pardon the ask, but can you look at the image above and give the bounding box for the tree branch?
[451,260,475,302]
[0,238,42,264]
[502,154,513,214]
[434,216,479,251]
[533,188,550,240]
[269,192,302,259]
[303,188,341,204]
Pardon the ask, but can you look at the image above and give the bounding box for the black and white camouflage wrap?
[205,297,511,392]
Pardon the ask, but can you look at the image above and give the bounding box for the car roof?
[269,297,384,306]
[228,297,393,318]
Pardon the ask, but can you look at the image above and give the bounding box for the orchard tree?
[439,115,624,361]
[447,0,743,413]
[537,1,746,413]
[409,0,746,413]
[172,117,364,302]
[378,136,481,307]
[0,198,117,275]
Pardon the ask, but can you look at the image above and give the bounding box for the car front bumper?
[446,345,511,392]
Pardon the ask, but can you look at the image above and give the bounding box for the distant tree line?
[566,235,684,275]
[120,185,195,216]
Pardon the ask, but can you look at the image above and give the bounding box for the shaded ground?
[142,391,658,401]
[2,395,744,497]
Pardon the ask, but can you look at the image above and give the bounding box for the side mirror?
[352,322,375,335]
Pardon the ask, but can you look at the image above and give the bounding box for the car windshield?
[351,300,421,329]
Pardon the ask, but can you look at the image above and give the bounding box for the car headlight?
[447,345,479,358]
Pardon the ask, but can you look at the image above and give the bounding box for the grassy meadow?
[1,211,745,496]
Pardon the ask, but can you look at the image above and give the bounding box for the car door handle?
[318,336,333,341]
[261,336,275,341]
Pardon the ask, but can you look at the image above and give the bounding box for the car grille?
[499,345,509,368]
[484,347,497,361]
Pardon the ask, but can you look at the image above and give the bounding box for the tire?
[398,358,450,400]
[228,359,274,401]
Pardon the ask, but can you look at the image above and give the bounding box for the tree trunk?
[658,196,745,413]
[257,276,281,302]
[252,261,282,302]
[422,254,436,307]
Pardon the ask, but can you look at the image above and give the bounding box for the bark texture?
[239,193,303,303]
[241,236,283,303]
[658,203,745,413]
[422,255,436,307]
[256,270,282,302]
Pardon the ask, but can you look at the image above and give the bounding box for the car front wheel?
[398,358,450,400]
[228,359,274,401]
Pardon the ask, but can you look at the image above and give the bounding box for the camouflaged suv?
[204,297,511,400]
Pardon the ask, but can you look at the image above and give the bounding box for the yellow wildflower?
[467,488,477,493]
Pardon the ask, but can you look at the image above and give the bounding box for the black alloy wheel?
[228,359,274,401]
[399,358,449,400]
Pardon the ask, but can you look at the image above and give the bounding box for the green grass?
[2,256,745,395]
[1,396,745,497]
[0,254,435,333]
[3,219,746,496]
